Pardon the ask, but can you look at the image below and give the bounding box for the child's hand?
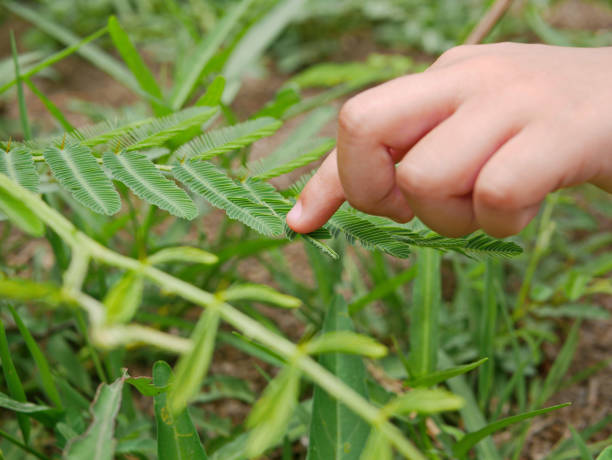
[286,43,612,238]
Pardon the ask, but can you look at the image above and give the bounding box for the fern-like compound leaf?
[104,151,197,219]
[111,106,219,151]
[173,117,282,161]
[0,147,39,192]
[326,209,412,259]
[44,142,120,215]
[173,160,285,236]
[250,137,334,180]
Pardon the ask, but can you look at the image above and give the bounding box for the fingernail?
[287,200,302,222]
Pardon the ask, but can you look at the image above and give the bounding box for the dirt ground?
[2,1,612,458]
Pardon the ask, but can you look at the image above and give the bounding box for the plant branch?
[465,0,514,45]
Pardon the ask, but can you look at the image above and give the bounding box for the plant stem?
[0,173,426,459]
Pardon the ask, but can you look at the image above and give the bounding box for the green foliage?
[64,375,125,460]
[153,361,208,460]
[307,296,371,460]
[104,150,197,219]
[44,142,121,215]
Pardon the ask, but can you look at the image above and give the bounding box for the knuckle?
[475,180,520,210]
[338,96,373,136]
[434,44,475,66]
[396,162,439,198]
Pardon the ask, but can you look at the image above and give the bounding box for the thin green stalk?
[0,27,108,94]
[514,194,558,319]
[74,309,108,384]
[0,430,49,460]
[10,31,31,140]
[0,173,425,459]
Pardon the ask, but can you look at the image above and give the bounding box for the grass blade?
[597,446,612,460]
[222,0,305,101]
[452,403,571,458]
[405,358,488,388]
[306,296,370,460]
[153,361,208,460]
[5,2,138,93]
[0,27,108,94]
[170,0,255,110]
[0,318,30,443]
[409,248,441,377]
[24,77,74,131]
[7,305,62,408]
[478,259,500,407]
[10,31,31,140]
[570,426,595,460]
[348,266,417,315]
[107,16,167,115]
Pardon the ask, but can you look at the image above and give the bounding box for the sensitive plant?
[1,1,611,459]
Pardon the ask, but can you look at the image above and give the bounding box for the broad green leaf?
[170,0,255,109]
[405,358,488,388]
[153,361,208,460]
[306,296,370,460]
[0,175,44,236]
[148,246,218,265]
[173,117,282,161]
[246,366,301,458]
[7,305,62,408]
[305,331,387,358]
[104,271,144,324]
[0,147,37,192]
[0,320,30,442]
[452,403,570,457]
[0,278,66,305]
[220,283,300,309]
[383,388,463,416]
[107,16,166,115]
[64,375,125,460]
[126,377,167,396]
[195,76,226,107]
[104,151,197,219]
[173,160,284,235]
[168,309,220,415]
[360,431,392,460]
[409,248,441,378]
[597,446,612,460]
[44,142,121,215]
[570,426,594,460]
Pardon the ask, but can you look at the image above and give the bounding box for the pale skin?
[286,43,612,238]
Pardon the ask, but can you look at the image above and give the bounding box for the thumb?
[286,149,345,233]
